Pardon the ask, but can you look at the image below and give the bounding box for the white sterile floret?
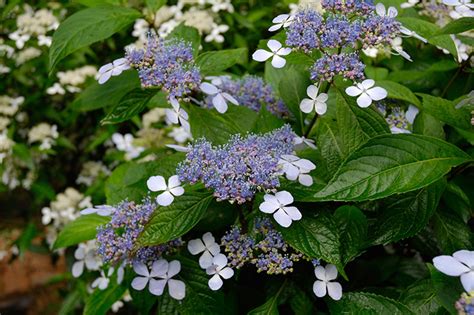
[165,98,191,132]
[259,191,302,228]
[443,0,474,19]
[188,232,221,269]
[313,264,343,300]
[252,40,292,69]
[72,241,101,277]
[390,37,413,62]
[9,31,30,49]
[268,14,295,32]
[206,254,234,291]
[111,133,145,160]
[300,84,329,115]
[400,0,420,8]
[375,3,398,17]
[205,24,229,43]
[147,175,184,206]
[200,82,239,114]
[131,259,186,300]
[80,205,116,216]
[399,26,428,43]
[433,249,474,292]
[92,267,115,290]
[345,79,388,108]
[293,136,317,150]
[46,83,66,95]
[97,58,130,84]
[278,154,316,186]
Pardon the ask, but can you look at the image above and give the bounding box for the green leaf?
[365,66,389,80]
[334,206,367,264]
[419,93,473,131]
[145,0,166,12]
[138,192,214,246]
[196,48,247,75]
[247,295,279,315]
[84,281,126,315]
[314,134,471,201]
[49,6,141,71]
[58,290,82,315]
[432,209,474,253]
[413,111,445,139]
[399,279,444,315]
[369,179,446,245]
[101,89,155,124]
[167,23,200,56]
[278,213,342,271]
[376,81,421,107]
[186,104,258,145]
[428,264,464,314]
[70,70,140,112]
[438,17,474,35]
[328,292,415,315]
[251,106,285,134]
[53,214,110,249]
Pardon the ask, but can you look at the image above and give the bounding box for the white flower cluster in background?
[47,66,97,95]
[28,122,59,151]
[76,161,110,186]
[111,133,145,160]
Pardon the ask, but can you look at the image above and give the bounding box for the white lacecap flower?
[300,85,329,115]
[147,175,184,206]
[313,264,343,300]
[399,26,428,43]
[278,154,316,187]
[81,205,115,216]
[38,35,52,47]
[206,254,234,291]
[200,82,239,114]
[111,133,145,160]
[252,40,292,69]
[165,98,191,132]
[268,14,295,32]
[443,0,474,19]
[46,83,66,95]
[205,24,229,43]
[375,3,398,17]
[433,250,474,292]
[168,126,192,143]
[293,136,317,150]
[72,243,100,277]
[345,79,388,108]
[131,260,186,300]
[92,267,114,290]
[9,31,30,49]
[97,58,130,84]
[259,191,302,228]
[188,232,221,269]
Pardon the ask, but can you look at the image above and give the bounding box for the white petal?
[314,266,327,281]
[167,260,181,278]
[219,267,234,279]
[170,186,184,196]
[74,247,86,260]
[307,85,319,99]
[208,243,221,256]
[188,239,206,255]
[110,67,123,76]
[366,87,387,101]
[99,278,110,290]
[199,251,215,269]
[222,92,239,105]
[209,274,223,290]
[169,97,180,110]
[117,266,124,284]
[180,117,191,133]
[200,82,219,95]
[453,250,474,268]
[72,261,84,278]
[271,55,286,68]
[168,279,186,300]
[147,176,167,192]
[151,259,169,277]
[361,79,375,89]
[212,253,228,268]
[98,63,113,74]
[267,39,282,52]
[283,206,302,221]
[388,7,398,17]
[80,208,97,215]
[325,264,339,281]
[315,101,327,115]
[375,3,386,16]
[293,158,316,170]
[259,199,279,213]
[263,194,279,203]
[313,280,327,297]
[275,191,294,205]
[273,208,292,227]
[168,175,181,189]
[405,105,419,124]
[277,47,292,56]
[268,24,283,32]
[273,14,289,24]
[132,276,149,291]
[157,191,174,206]
[202,232,216,247]
[299,174,314,187]
[166,109,179,124]
[213,94,228,113]
[133,262,150,277]
[149,279,167,296]
[285,164,300,181]
[113,58,128,67]
[461,272,474,292]
[345,86,362,97]
[300,99,315,113]
[433,255,470,276]
[98,72,112,84]
[252,49,273,62]
[356,93,373,108]
[327,282,343,300]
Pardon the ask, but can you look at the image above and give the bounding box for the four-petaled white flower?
[433,250,474,292]
[375,3,398,17]
[92,267,114,290]
[206,254,234,291]
[259,191,302,228]
[252,40,292,69]
[268,14,295,32]
[399,26,428,43]
[81,205,116,216]
[278,154,316,187]
[188,232,221,269]
[300,85,329,115]
[72,243,100,277]
[9,31,30,49]
[112,133,145,160]
[293,136,317,150]
[147,175,184,206]
[97,58,130,84]
[205,24,229,43]
[200,82,239,114]
[443,0,474,19]
[313,264,343,300]
[131,260,186,300]
[345,79,388,108]
[165,98,191,132]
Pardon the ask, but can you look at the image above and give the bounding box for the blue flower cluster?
[96,198,183,265]
[204,76,288,117]
[456,291,474,315]
[126,34,201,99]
[322,0,374,15]
[310,52,365,82]
[221,218,304,275]
[177,125,295,204]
